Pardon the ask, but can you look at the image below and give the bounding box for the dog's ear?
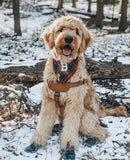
[43,27,55,50]
[79,31,93,54]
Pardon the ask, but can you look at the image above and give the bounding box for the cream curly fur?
[31,16,127,151]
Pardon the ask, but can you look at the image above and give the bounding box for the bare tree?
[96,0,104,29]
[119,0,122,13]
[0,0,3,6]
[72,0,76,8]
[119,0,128,31]
[58,0,63,10]
[87,0,91,12]
[13,0,22,36]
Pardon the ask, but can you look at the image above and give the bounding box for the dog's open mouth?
[61,45,72,56]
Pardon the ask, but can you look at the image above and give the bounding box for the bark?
[13,0,22,36]
[58,0,63,10]
[72,0,76,8]
[0,0,3,6]
[119,0,128,31]
[87,0,91,12]
[66,9,96,17]
[96,0,104,29]
[0,58,130,84]
[119,0,122,14]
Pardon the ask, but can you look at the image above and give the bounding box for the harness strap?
[49,79,88,108]
[69,79,88,88]
[48,79,88,93]
[54,91,60,103]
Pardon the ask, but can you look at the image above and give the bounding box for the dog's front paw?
[63,146,75,160]
[25,143,41,153]
[31,132,47,147]
[83,137,99,148]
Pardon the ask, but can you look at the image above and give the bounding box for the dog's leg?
[80,110,109,144]
[60,101,82,151]
[30,98,57,148]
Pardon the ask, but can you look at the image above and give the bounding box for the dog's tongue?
[63,46,71,56]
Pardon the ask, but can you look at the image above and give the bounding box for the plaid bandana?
[53,58,78,83]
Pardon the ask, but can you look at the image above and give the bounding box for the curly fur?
[31,15,127,151]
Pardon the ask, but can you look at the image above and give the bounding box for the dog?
[26,16,127,159]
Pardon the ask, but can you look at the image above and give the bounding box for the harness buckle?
[54,91,60,102]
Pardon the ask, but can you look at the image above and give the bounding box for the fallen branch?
[0,57,130,84]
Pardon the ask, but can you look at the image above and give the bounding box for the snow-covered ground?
[0,1,130,160]
[0,115,130,160]
[0,83,130,160]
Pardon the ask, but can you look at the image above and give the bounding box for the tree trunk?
[13,0,22,36]
[72,0,76,8]
[87,0,91,12]
[119,0,128,32]
[0,0,3,6]
[96,0,104,29]
[119,0,122,14]
[0,58,130,84]
[58,0,63,10]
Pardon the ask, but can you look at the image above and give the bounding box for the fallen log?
[0,57,130,84]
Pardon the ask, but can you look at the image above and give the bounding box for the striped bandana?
[53,58,78,83]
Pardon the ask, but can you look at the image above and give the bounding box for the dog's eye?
[59,28,63,32]
[76,29,79,35]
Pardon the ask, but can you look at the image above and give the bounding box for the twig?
[0,128,18,133]
[97,91,130,99]
[121,100,130,110]
[0,122,35,134]
[59,144,70,160]
[82,151,96,160]
[20,122,36,129]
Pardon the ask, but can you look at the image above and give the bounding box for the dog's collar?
[53,57,78,83]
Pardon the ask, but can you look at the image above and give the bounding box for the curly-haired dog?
[26,16,127,158]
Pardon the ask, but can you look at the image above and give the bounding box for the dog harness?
[53,58,78,83]
[48,57,88,106]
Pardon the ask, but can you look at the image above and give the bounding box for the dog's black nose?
[64,36,73,44]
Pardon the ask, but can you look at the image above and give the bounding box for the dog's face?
[44,16,92,63]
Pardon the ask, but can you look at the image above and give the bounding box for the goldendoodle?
[26,16,127,159]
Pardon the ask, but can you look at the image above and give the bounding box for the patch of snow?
[18,73,26,78]
[0,59,44,69]
[104,18,112,22]
[71,13,90,19]
[0,85,21,96]
[26,83,43,105]
[0,116,129,160]
[103,26,118,30]
[8,92,16,98]
[118,57,130,65]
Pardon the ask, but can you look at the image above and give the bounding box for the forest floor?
[0,1,130,160]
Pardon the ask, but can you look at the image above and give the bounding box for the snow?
[0,59,44,69]
[26,83,43,105]
[118,57,130,65]
[1,81,129,159]
[0,115,129,160]
[18,73,27,78]
[71,13,90,19]
[0,85,21,97]
[0,1,130,160]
